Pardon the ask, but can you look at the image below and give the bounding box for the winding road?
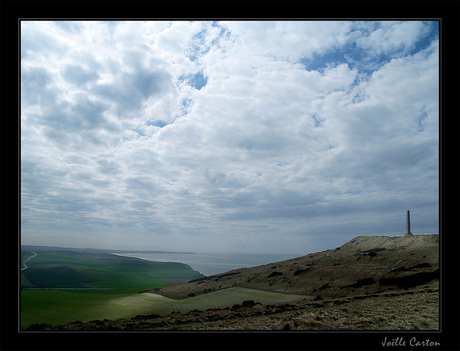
[21,252,37,271]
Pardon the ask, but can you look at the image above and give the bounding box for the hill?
[154,234,439,300]
[21,250,203,289]
[26,234,439,331]
[40,286,438,330]
[20,250,204,328]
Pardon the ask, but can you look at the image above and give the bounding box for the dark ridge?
[293,268,310,276]
[411,262,432,269]
[241,300,257,307]
[267,271,283,278]
[341,277,376,289]
[133,314,161,320]
[188,277,209,283]
[379,269,439,289]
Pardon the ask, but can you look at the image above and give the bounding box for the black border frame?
[2,1,459,350]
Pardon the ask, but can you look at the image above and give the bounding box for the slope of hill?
[20,250,204,328]
[26,234,439,331]
[40,286,438,331]
[21,250,204,289]
[154,234,439,300]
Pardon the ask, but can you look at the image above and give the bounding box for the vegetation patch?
[23,266,100,288]
[21,235,439,330]
[20,250,204,329]
[217,272,241,279]
[267,271,283,278]
[293,268,310,276]
[31,288,439,331]
[342,278,376,289]
[379,269,439,289]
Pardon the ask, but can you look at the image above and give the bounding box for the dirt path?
[21,252,37,271]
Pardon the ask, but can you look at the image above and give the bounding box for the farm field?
[21,251,202,289]
[22,287,307,329]
[20,250,305,329]
[20,249,203,328]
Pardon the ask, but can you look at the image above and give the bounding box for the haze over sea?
[112,252,297,276]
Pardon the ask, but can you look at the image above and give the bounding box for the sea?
[111,252,299,276]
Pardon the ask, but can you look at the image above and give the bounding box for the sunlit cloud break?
[21,20,439,254]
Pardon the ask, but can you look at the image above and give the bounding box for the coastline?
[111,252,298,276]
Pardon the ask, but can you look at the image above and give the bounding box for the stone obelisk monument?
[404,210,413,236]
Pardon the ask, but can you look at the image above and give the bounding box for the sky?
[20,21,439,254]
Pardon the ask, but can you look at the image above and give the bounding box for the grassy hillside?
[45,287,438,331]
[20,250,204,328]
[20,250,307,329]
[21,251,203,289]
[22,235,439,331]
[155,234,439,299]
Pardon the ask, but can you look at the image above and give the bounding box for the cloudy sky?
[20,21,439,254]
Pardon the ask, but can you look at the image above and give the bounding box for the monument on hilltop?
[404,210,413,236]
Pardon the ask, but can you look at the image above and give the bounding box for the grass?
[20,250,306,329]
[21,251,203,289]
[48,286,438,331]
[21,235,439,330]
[155,234,439,301]
[21,251,33,262]
[21,289,132,327]
[277,288,439,330]
[20,250,204,329]
[137,287,306,316]
[21,287,307,328]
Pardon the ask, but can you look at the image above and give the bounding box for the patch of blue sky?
[311,114,324,128]
[133,128,146,136]
[412,21,439,52]
[209,21,231,46]
[175,98,193,119]
[187,22,230,62]
[300,47,349,73]
[302,21,438,76]
[181,98,192,109]
[301,42,387,76]
[146,120,168,128]
[178,72,208,90]
[187,28,209,62]
[189,72,207,90]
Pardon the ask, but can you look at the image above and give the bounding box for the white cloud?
[222,21,352,61]
[21,21,439,254]
[355,21,432,56]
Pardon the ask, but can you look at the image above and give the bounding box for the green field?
[20,250,203,328]
[21,287,306,328]
[21,251,202,289]
[20,250,305,329]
